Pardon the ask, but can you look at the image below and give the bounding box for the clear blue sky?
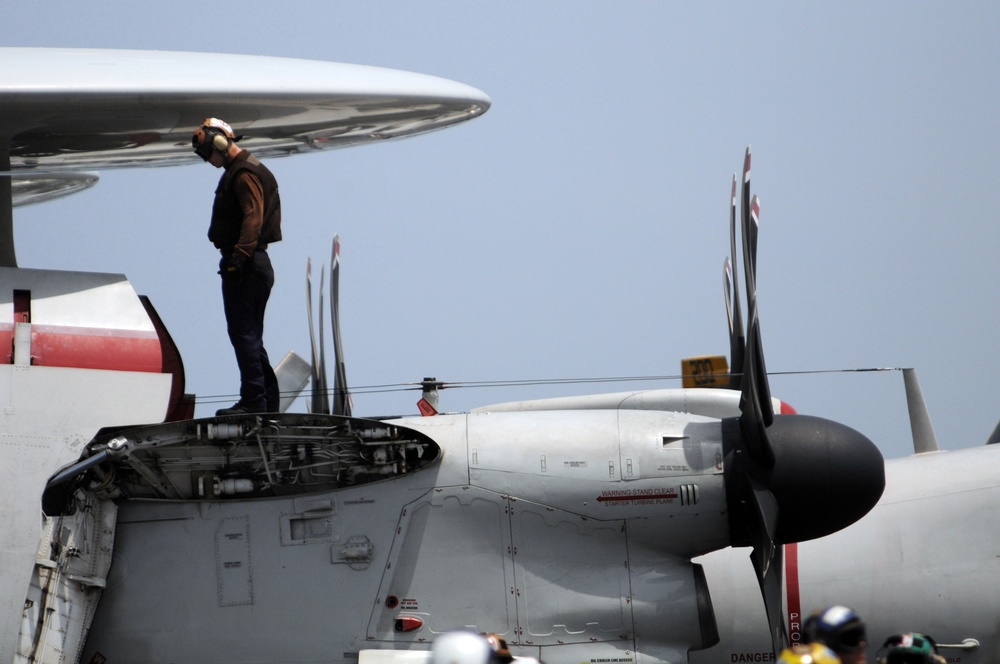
[6,2,999,459]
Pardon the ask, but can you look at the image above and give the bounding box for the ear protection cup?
[212,133,230,152]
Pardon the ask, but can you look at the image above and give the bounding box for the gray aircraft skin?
[70,397,870,664]
[5,47,987,664]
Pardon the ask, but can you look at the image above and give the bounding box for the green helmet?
[878,633,944,664]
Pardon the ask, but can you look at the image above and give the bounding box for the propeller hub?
[724,414,885,545]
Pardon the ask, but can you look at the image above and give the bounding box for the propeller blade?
[748,194,773,424]
[724,257,734,339]
[737,147,780,648]
[748,476,778,579]
[737,429,785,658]
[761,545,787,654]
[719,147,885,661]
[330,235,352,417]
[738,146,775,466]
[740,146,751,289]
[727,173,745,390]
[741,318,773,462]
[743,193,773,427]
[317,266,331,414]
[747,476,787,654]
[749,194,761,283]
[305,258,323,414]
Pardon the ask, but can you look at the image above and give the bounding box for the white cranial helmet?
[431,631,493,664]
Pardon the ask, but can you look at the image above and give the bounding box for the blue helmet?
[803,606,867,654]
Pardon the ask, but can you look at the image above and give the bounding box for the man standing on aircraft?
[803,605,869,664]
[193,118,282,415]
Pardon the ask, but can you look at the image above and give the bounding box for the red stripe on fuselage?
[785,543,802,646]
[0,323,162,373]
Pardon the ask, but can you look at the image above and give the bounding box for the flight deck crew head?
[876,633,946,664]
[803,605,869,664]
[192,117,241,167]
[431,631,495,664]
[778,642,842,664]
[431,631,520,664]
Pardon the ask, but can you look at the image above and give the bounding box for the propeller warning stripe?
[785,543,803,646]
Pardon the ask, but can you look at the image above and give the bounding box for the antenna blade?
[903,368,938,453]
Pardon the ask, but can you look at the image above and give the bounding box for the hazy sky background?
[5,3,999,460]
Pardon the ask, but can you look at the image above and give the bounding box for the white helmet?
[431,631,494,664]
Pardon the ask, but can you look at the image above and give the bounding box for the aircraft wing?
[1,48,490,204]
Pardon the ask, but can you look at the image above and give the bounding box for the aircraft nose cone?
[764,414,885,543]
